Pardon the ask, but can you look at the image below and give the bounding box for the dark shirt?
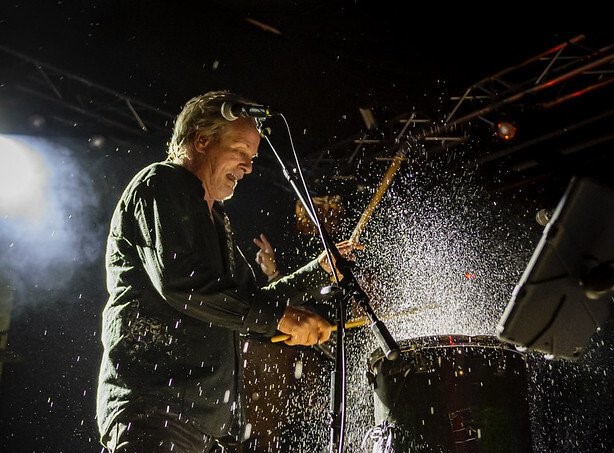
[96,162,328,442]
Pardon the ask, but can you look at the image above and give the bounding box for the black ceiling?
[1,2,612,201]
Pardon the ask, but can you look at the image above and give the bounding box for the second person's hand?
[318,239,365,278]
[253,233,280,281]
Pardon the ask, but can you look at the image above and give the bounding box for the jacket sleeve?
[261,257,331,306]
[127,174,288,336]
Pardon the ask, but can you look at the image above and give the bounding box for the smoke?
[0,135,107,304]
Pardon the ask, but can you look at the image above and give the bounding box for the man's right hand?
[276,306,333,346]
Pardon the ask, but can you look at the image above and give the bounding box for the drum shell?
[367,335,532,453]
[241,338,329,452]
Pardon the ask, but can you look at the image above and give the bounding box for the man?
[96,90,358,453]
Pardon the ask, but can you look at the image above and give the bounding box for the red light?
[496,121,517,140]
[465,272,476,279]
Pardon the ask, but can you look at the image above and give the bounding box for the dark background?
[1,2,613,452]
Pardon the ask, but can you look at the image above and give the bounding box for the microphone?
[220,101,276,121]
[535,209,552,226]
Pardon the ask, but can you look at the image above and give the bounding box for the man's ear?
[193,131,209,154]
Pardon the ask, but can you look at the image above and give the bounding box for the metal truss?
[304,34,614,191]
[0,45,173,139]
[442,34,613,157]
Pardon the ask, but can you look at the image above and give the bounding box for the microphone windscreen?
[221,102,238,121]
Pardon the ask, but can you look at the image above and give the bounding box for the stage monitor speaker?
[497,176,614,360]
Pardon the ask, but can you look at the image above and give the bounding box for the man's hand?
[277,306,333,346]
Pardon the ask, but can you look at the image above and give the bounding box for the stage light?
[477,115,517,141]
[496,120,517,141]
[0,135,49,220]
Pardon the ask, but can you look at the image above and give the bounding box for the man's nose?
[241,159,253,175]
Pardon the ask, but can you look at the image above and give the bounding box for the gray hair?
[166,90,253,161]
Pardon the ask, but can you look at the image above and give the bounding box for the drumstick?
[350,153,406,243]
[270,304,438,343]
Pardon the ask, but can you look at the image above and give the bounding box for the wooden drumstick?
[270,304,438,343]
[350,153,406,243]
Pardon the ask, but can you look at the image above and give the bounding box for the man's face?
[196,118,260,202]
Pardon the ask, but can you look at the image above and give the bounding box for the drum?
[365,335,532,453]
[241,338,330,452]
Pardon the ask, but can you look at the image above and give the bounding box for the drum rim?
[368,334,525,368]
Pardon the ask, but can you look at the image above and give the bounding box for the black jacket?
[96,162,328,442]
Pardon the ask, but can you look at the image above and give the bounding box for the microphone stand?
[262,134,400,453]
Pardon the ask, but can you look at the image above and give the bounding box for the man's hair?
[166,90,252,161]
